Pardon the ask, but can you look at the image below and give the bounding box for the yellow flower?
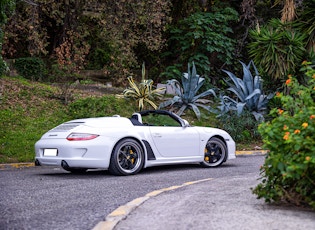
[283,125,288,130]
[305,156,311,161]
[294,129,300,134]
[302,123,308,128]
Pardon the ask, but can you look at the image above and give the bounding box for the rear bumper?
[34,138,112,169]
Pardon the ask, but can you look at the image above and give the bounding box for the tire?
[109,138,144,176]
[200,137,227,167]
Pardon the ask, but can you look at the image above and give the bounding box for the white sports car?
[35,110,236,176]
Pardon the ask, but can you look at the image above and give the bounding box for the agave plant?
[123,62,165,111]
[218,61,274,121]
[159,62,216,119]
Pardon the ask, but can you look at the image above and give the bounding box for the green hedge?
[14,57,47,81]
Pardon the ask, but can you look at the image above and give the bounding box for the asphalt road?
[0,155,264,230]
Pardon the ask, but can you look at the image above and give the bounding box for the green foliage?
[68,96,134,119]
[0,56,9,75]
[218,61,274,121]
[0,0,15,25]
[248,19,307,81]
[14,57,47,81]
[0,0,15,76]
[123,63,165,111]
[48,63,79,82]
[160,64,182,81]
[0,108,69,163]
[218,110,261,143]
[165,7,238,75]
[253,62,315,209]
[294,0,315,52]
[159,62,216,119]
[86,47,111,70]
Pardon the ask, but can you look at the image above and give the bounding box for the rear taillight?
[66,133,99,141]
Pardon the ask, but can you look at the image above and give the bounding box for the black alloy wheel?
[109,138,144,176]
[201,137,227,167]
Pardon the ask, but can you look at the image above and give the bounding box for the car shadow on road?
[141,162,237,174]
[35,168,111,178]
[34,162,237,178]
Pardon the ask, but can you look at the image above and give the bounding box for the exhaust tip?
[35,159,41,166]
[61,160,70,170]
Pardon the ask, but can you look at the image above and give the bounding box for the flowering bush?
[253,62,315,209]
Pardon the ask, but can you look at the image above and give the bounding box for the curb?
[236,150,268,156]
[92,178,214,230]
[0,162,34,170]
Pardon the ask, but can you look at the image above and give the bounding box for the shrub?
[253,61,315,209]
[218,110,261,143]
[14,57,46,81]
[86,47,111,70]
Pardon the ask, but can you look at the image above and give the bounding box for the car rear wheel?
[201,137,227,167]
[109,138,144,176]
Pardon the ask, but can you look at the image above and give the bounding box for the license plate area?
[43,149,58,157]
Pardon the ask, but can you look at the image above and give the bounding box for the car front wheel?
[201,137,227,167]
[109,138,144,176]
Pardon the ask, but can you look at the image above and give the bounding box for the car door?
[149,126,200,157]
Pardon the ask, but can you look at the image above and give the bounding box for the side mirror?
[182,119,190,128]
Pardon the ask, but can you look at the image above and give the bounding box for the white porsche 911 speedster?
[35,110,236,175]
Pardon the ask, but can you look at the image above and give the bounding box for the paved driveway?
[1,156,264,229]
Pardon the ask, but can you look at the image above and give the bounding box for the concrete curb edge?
[236,150,268,155]
[0,162,34,170]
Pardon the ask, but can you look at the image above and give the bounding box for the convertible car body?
[35,110,236,175]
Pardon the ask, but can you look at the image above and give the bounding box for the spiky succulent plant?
[159,62,216,119]
[123,62,165,110]
[218,61,274,121]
